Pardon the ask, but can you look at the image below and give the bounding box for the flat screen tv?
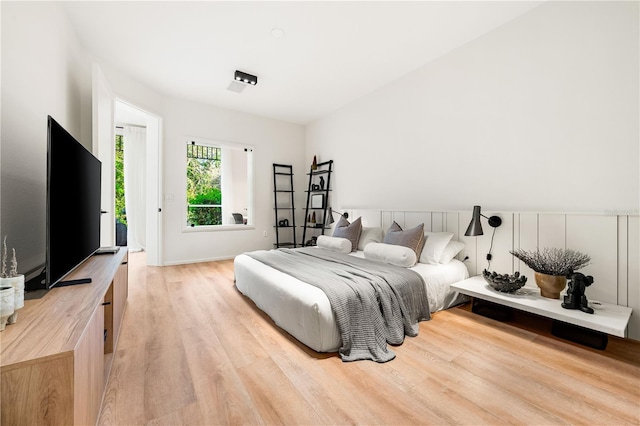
[45,116,102,289]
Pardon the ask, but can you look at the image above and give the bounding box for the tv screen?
[46,116,102,289]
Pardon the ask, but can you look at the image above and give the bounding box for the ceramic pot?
[3,275,24,324]
[534,272,567,299]
[0,286,15,331]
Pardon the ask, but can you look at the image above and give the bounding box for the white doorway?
[92,65,162,266]
[114,100,163,266]
[93,65,116,248]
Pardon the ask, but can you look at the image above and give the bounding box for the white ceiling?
[62,1,542,125]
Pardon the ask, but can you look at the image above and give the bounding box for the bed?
[234,227,469,360]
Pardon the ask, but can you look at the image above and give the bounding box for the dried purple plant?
[510,247,590,276]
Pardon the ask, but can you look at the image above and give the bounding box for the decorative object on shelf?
[311,193,324,209]
[1,236,7,278]
[5,260,24,325]
[562,272,594,314]
[308,214,312,223]
[482,269,527,293]
[278,219,289,227]
[319,176,325,189]
[0,286,14,331]
[311,155,318,171]
[311,212,316,224]
[311,184,320,191]
[510,248,591,299]
[305,236,318,247]
[0,237,24,326]
[533,273,566,299]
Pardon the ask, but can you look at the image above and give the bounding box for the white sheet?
[348,250,469,312]
[234,250,469,353]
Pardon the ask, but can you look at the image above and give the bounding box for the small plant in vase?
[0,236,25,327]
[1,236,7,278]
[510,247,590,299]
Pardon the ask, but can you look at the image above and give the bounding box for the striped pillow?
[382,222,425,260]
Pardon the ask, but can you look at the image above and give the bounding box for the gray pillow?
[383,221,425,260]
[332,216,362,252]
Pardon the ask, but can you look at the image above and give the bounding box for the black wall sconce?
[465,205,502,267]
[327,207,349,224]
[235,70,258,86]
[464,205,502,236]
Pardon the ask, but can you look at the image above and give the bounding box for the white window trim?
[182,136,255,232]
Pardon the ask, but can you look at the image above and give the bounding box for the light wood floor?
[98,252,640,425]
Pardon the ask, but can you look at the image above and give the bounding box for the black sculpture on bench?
[562,272,594,314]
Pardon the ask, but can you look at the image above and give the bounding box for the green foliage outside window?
[186,151,222,226]
[187,205,222,226]
[190,188,222,205]
[115,135,126,226]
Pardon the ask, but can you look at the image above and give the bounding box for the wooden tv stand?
[1,248,128,425]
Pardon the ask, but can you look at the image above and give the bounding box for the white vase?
[3,275,24,324]
[0,286,15,331]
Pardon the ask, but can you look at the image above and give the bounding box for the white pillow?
[364,242,417,267]
[357,227,384,251]
[419,232,454,265]
[439,241,465,264]
[332,216,362,252]
[316,235,352,254]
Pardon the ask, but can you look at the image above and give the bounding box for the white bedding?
[234,250,469,353]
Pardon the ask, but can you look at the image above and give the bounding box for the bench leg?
[471,298,514,321]
[551,320,608,350]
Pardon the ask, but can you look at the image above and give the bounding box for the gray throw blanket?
[246,247,430,362]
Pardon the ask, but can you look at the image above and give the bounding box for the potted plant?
[510,247,590,299]
[1,236,24,325]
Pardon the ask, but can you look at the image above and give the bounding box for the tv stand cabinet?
[1,248,128,425]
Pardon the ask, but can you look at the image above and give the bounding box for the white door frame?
[114,99,163,266]
[92,64,115,247]
[93,64,163,265]
[142,106,162,266]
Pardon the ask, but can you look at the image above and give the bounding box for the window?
[185,139,253,228]
[186,142,222,226]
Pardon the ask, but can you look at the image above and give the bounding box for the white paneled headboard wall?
[348,209,639,340]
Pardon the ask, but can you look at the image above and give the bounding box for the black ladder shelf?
[273,164,297,248]
[302,159,333,246]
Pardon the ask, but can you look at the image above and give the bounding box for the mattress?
[234,250,469,353]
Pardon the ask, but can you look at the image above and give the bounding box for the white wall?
[4,1,636,271]
[79,62,306,264]
[1,1,91,274]
[162,97,305,265]
[98,62,165,121]
[87,65,306,264]
[1,1,306,269]
[306,1,639,214]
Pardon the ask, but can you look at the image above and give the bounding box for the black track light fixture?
[234,70,258,86]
